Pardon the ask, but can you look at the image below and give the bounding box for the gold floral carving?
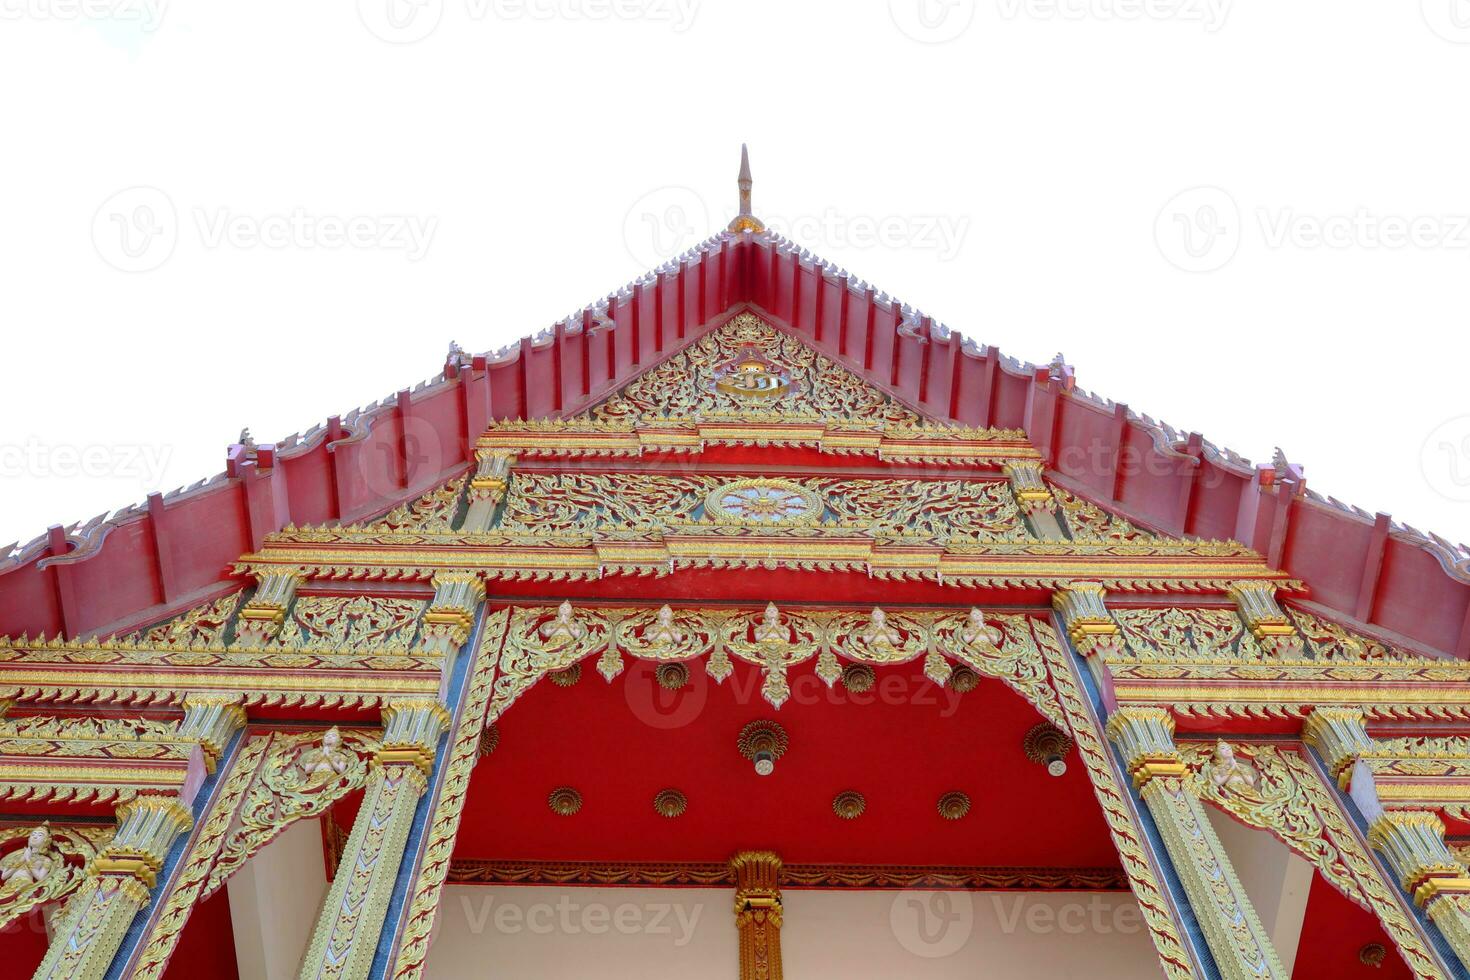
[0,823,109,932]
[131,734,272,980]
[1114,607,1266,661]
[273,595,427,652]
[201,728,377,898]
[486,604,1064,729]
[390,608,506,980]
[1180,741,1447,980]
[1033,621,1198,979]
[127,591,243,647]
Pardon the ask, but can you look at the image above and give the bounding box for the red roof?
[4,221,1467,657]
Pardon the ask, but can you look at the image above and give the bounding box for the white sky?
[2,0,1469,551]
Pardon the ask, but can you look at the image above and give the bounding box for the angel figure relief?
[296,727,354,781]
[1208,741,1261,798]
[0,825,57,894]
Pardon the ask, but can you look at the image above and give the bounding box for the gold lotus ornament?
[832,791,866,820]
[548,787,582,816]
[653,789,687,819]
[937,791,972,821]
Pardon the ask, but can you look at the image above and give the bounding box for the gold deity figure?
[539,601,586,645]
[645,605,683,646]
[298,727,353,778]
[1209,740,1259,795]
[754,603,788,644]
[859,608,901,649]
[0,825,57,893]
[959,607,1002,647]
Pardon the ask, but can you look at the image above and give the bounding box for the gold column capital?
[1105,707,1186,789]
[236,568,305,647]
[1226,581,1303,657]
[376,699,452,775]
[92,794,194,888]
[1302,706,1372,787]
[179,693,247,772]
[1052,583,1123,657]
[418,575,485,655]
[1368,811,1470,907]
[731,851,783,980]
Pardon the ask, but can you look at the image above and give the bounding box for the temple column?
[417,574,486,659]
[1106,707,1288,979]
[460,451,512,533]
[730,850,783,980]
[35,795,193,979]
[179,692,248,772]
[236,569,305,647]
[1369,811,1470,970]
[1004,461,1065,540]
[297,698,451,980]
[1302,707,1374,789]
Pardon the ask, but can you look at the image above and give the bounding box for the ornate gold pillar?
[1052,583,1125,658]
[1106,707,1287,980]
[1302,706,1373,788]
[298,699,451,980]
[731,851,783,980]
[1369,811,1470,971]
[35,795,193,979]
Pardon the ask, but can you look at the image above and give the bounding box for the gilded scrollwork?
[1287,607,1412,661]
[585,313,923,428]
[0,823,109,931]
[488,603,1065,727]
[1113,607,1265,662]
[272,595,427,652]
[1180,741,1447,980]
[126,592,243,647]
[202,727,378,897]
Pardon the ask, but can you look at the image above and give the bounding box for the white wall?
[426,885,1161,979]
[227,819,330,980]
[1207,807,1313,973]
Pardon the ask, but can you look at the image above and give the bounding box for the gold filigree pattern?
[1180,741,1446,980]
[0,823,109,932]
[1114,607,1265,662]
[487,604,1065,727]
[273,595,427,652]
[126,592,242,647]
[202,728,378,897]
[1034,620,1198,979]
[1287,607,1413,661]
[496,471,1030,543]
[1054,486,1156,542]
[585,313,922,428]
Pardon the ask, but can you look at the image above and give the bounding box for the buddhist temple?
[2,149,1470,979]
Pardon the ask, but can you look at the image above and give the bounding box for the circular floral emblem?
[704,479,822,525]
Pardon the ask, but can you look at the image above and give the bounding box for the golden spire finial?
[728,143,765,233]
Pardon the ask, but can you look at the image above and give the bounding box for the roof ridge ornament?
[728,143,766,234]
